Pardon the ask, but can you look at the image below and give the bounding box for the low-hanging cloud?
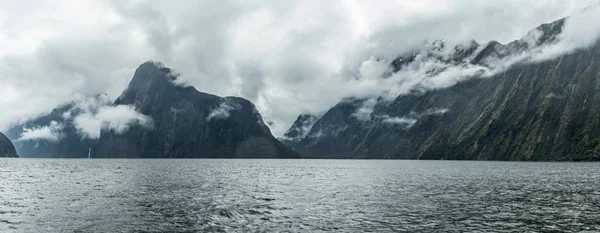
[377,108,449,129]
[18,121,65,142]
[1,0,599,137]
[382,117,418,128]
[530,6,600,62]
[16,95,153,141]
[343,4,600,123]
[351,98,378,121]
[74,105,153,139]
[149,61,191,87]
[206,101,241,121]
[280,114,320,141]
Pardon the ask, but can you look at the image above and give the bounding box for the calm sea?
[1,159,599,232]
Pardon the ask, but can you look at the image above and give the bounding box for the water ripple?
[0,159,599,232]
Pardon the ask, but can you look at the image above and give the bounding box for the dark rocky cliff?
[285,17,600,161]
[95,61,299,158]
[282,114,319,140]
[7,61,299,158]
[0,132,17,157]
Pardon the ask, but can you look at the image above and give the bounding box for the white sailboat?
[88,148,91,159]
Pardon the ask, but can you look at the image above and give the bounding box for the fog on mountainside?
[4,2,600,232]
[2,1,599,138]
[5,62,298,158]
[283,6,600,161]
[2,3,600,161]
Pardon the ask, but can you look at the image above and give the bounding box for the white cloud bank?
[531,5,600,62]
[74,105,153,139]
[18,121,64,142]
[16,95,152,141]
[382,117,418,128]
[1,0,599,137]
[375,108,449,129]
[341,4,600,124]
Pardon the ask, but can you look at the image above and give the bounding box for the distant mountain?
[5,95,105,158]
[93,61,299,158]
[0,132,17,157]
[280,114,319,140]
[7,61,300,158]
[283,16,600,161]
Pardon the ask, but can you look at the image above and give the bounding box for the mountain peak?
[116,61,184,105]
[142,60,167,68]
[137,61,175,78]
[282,114,319,141]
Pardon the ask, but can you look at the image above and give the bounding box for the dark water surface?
[1,159,599,232]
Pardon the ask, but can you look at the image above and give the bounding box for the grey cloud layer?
[0,0,598,136]
[16,95,152,142]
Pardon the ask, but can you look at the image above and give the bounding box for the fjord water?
[1,159,599,232]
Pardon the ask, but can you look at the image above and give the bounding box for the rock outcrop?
[0,132,17,157]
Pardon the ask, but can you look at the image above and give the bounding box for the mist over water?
[1,159,599,232]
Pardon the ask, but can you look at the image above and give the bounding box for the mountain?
[0,132,17,157]
[7,61,300,158]
[282,114,319,140]
[94,61,299,158]
[279,114,319,148]
[284,17,600,161]
[5,96,104,158]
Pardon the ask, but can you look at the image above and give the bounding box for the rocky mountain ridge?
[6,61,299,158]
[283,15,600,161]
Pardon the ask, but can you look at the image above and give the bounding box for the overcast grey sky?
[0,0,598,136]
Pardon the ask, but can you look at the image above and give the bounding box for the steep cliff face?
[7,61,299,158]
[285,17,600,161]
[0,133,17,157]
[279,114,319,151]
[95,61,299,158]
[282,114,319,140]
[287,99,366,158]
